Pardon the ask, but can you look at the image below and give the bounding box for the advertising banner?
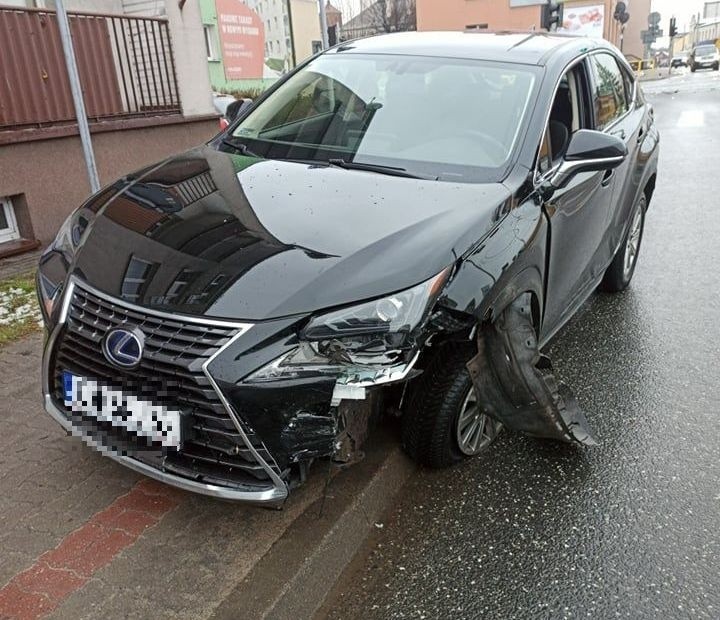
[559,4,605,38]
[215,0,266,80]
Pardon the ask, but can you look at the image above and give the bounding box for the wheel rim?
[455,387,496,456]
[623,204,643,280]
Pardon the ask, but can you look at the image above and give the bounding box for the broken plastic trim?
[330,351,421,405]
[467,293,598,445]
[243,346,421,405]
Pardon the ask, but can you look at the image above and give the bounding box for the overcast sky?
[649,0,710,48]
[651,0,706,31]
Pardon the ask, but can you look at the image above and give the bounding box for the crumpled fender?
[467,293,597,445]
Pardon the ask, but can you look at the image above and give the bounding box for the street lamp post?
[55,0,100,194]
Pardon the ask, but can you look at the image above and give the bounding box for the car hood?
[72,146,511,321]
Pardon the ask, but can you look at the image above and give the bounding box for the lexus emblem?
[102,327,145,369]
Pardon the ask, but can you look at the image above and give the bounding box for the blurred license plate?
[62,371,182,448]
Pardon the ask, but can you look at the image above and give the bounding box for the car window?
[620,65,635,107]
[695,45,717,55]
[231,54,540,183]
[589,53,628,130]
[537,64,590,174]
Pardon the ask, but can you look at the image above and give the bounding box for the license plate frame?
[62,371,183,449]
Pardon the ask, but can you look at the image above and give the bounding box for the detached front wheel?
[402,344,501,468]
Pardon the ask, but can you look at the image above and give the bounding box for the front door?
[540,59,618,338]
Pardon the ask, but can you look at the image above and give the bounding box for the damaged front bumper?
[42,278,422,506]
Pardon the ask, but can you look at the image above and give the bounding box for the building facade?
[0,0,218,254]
[199,0,322,94]
[416,0,651,61]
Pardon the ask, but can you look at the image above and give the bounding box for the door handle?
[601,169,615,187]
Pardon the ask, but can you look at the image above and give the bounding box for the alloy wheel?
[623,204,643,280]
[455,387,498,456]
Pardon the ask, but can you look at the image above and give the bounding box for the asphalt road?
[322,71,720,620]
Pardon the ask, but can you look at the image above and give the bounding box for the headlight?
[50,210,88,258]
[37,210,87,324]
[302,272,448,340]
[245,269,450,385]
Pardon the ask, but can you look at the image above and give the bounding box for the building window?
[0,197,20,244]
[204,25,218,61]
[121,256,156,302]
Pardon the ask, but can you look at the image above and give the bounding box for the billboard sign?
[215,0,265,80]
[558,4,605,38]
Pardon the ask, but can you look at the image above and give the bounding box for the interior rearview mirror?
[546,129,628,191]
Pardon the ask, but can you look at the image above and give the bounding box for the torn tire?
[467,293,597,446]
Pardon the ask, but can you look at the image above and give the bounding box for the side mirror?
[546,129,628,190]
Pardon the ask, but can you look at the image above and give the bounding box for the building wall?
[0,119,218,244]
[165,0,215,116]
[416,0,650,60]
[416,0,539,32]
[290,0,322,62]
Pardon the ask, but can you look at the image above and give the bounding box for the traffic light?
[669,17,677,38]
[613,1,630,24]
[541,2,564,32]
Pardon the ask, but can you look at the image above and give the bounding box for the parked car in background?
[689,44,720,72]
[670,53,688,69]
[212,93,236,130]
[213,93,254,131]
[38,33,659,507]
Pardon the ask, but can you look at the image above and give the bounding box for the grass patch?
[0,271,42,348]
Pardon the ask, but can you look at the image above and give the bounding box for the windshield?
[696,45,717,55]
[229,53,539,182]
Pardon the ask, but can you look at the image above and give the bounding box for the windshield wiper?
[221,137,261,158]
[326,159,437,180]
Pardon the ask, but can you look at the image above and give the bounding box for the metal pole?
[56,0,100,194]
[318,0,329,49]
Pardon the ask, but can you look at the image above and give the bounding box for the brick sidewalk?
[0,335,329,619]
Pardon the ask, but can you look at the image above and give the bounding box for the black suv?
[38,33,659,506]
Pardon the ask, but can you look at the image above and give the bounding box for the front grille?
[50,282,281,490]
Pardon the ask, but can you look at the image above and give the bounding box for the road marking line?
[0,479,182,620]
[677,110,705,127]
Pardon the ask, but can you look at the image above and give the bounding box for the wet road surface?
[322,73,720,619]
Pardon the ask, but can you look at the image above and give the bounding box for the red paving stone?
[0,481,181,620]
[0,585,53,620]
[12,565,85,602]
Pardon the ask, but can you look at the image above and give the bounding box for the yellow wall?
[291,0,322,63]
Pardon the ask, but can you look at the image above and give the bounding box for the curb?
[209,431,415,620]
